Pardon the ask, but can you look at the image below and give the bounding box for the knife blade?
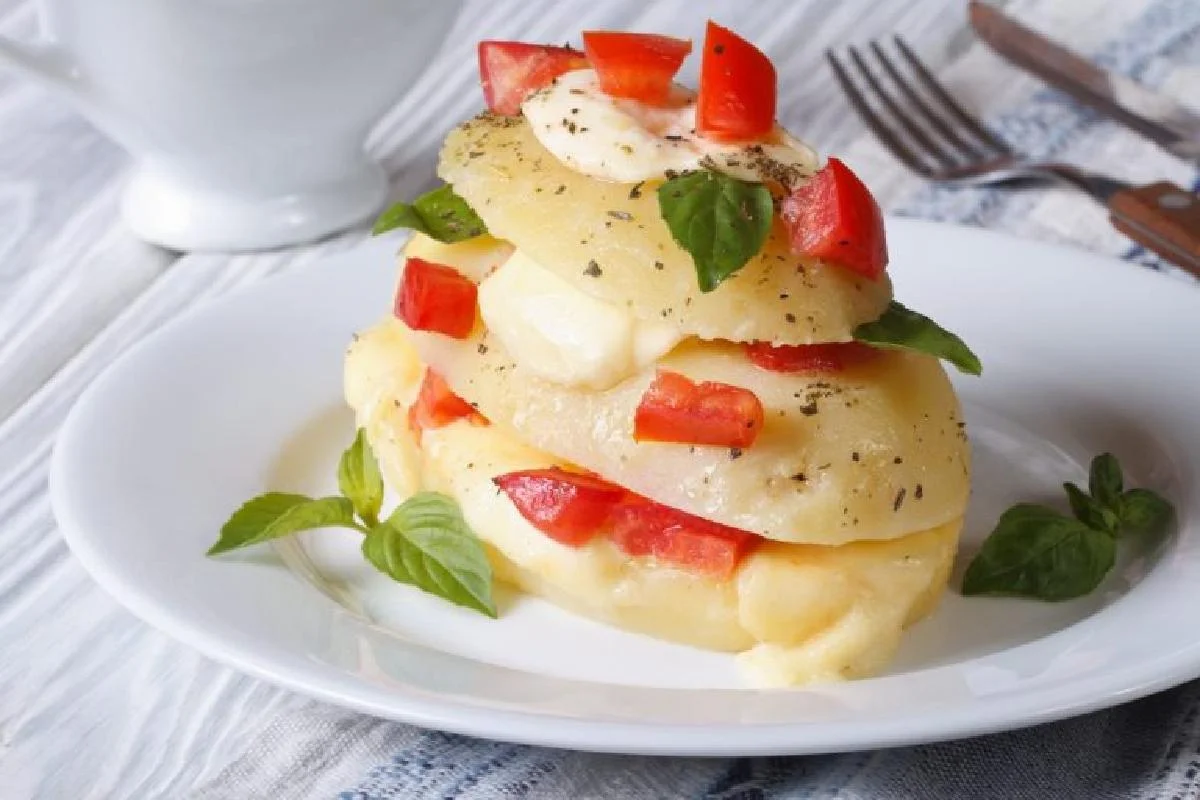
[969,1,1200,161]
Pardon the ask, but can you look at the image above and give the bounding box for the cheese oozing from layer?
[478,248,683,390]
[522,69,819,185]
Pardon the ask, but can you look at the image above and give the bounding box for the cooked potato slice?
[344,321,426,497]
[404,232,513,283]
[439,114,892,345]
[356,319,969,546]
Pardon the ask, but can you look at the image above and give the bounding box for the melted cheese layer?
[478,248,683,390]
[345,321,961,687]
[522,69,819,185]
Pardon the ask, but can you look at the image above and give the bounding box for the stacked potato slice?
[345,113,970,686]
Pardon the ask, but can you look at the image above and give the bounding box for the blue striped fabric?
[897,0,1198,234]
[326,2,1200,798]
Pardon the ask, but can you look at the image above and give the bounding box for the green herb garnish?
[337,428,384,528]
[363,493,496,617]
[209,429,496,617]
[962,453,1174,601]
[656,169,773,292]
[960,504,1115,601]
[853,301,982,376]
[373,184,487,242]
[208,494,360,555]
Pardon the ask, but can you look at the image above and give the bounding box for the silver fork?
[827,37,1200,276]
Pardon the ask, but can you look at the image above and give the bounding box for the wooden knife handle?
[1107,182,1200,277]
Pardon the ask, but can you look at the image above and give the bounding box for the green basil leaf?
[208,494,358,556]
[371,203,424,237]
[657,170,773,292]
[1064,481,1119,534]
[362,492,496,617]
[1088,453,1123,508]
[338,429,384,528]
[961,503,1116,601]
[1118,488,1174,537]
[853,301,982,375]
[372,184,487,242]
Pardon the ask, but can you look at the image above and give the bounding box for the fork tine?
[867,41,988,161]
[846,46,959,170]
[826,50,934,177]
[892,36,1012,156]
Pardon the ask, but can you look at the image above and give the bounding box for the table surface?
[1,1,1196,797]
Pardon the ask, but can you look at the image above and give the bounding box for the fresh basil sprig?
[962,453,1174,601]
[208,429,496,617]
[208,494,361,555]
[338,428,384,528]
[373,184,487,242]
[657,169,774,292]
[363,493,496,617]
[960,505,1115,601]
[1075,453,1174,537]
[853,301,982,376]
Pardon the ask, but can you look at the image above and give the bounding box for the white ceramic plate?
[52,220,1200,756]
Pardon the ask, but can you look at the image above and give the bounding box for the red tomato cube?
[494,467,626,546]
[582,31,691,104]
[478,41,589,115]
[394,257,478,339]
[633,369,765,449]
[781,158,888,280]
[744,341,879,373]
[696,21,776,142]
[408,369,486,438]
[608,495,758,578]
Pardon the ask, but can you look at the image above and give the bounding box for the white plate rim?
[50,218,1200,756]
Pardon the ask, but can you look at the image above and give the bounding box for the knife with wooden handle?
[969,1,1200,274]
[1107,184,1200,274]
[969,1,1200,162]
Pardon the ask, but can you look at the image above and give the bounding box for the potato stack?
[345,109,970,687]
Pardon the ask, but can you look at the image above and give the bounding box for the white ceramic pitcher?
[0,0,462,251]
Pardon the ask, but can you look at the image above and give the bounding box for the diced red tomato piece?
[608,495,758,578]
[394,258,477,339]
[494,467,626,546]
[478,41,589,115]
[781,158,888,279]
[745,341,879,373]
[408,369,487,439]
[581,32,692,104]
[494,465,761,576]
[634,370,765,449]
[696,21,776,142]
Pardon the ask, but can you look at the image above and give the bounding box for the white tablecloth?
[1,1,1197,797]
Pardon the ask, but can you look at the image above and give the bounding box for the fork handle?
[1107,182,1200,277]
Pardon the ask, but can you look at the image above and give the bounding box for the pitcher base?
[120,161,389,252]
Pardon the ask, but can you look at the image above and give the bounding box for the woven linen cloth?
[189,1,1200,798]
